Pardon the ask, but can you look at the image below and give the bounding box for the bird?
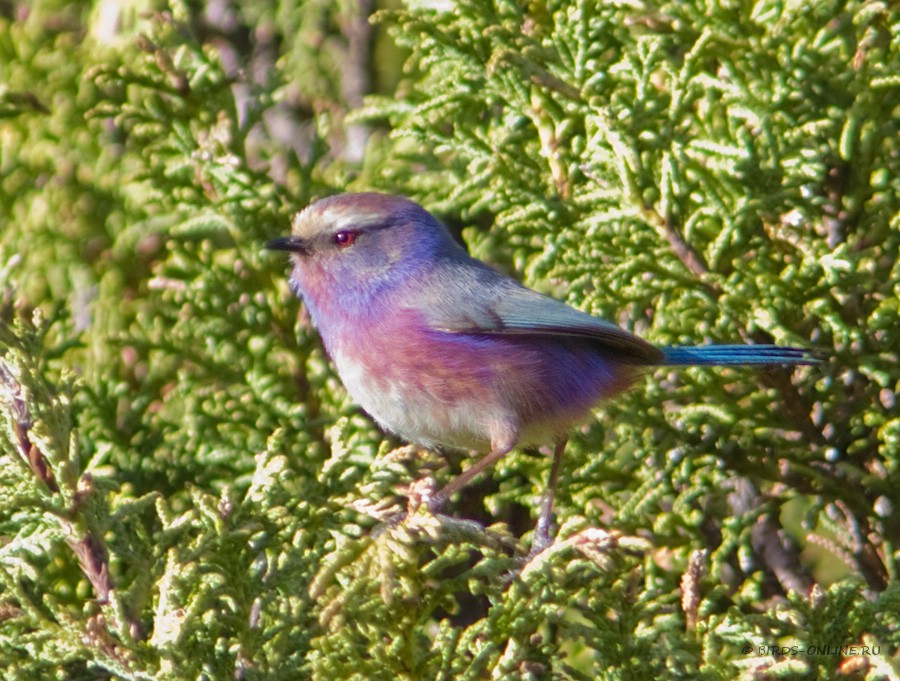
[266,192,816,550]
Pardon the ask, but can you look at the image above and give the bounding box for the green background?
[0,0,898,678]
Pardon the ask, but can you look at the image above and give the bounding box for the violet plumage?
[267,192,817,550]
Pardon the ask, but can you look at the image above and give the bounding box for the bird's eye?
[333,230,360,248]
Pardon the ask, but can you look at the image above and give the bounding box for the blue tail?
[661,345,818,366]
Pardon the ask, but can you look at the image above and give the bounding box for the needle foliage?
[1,0,898,678]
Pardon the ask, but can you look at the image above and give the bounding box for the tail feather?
[661,345,819,366]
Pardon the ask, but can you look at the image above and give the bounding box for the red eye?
[333,230,359,247]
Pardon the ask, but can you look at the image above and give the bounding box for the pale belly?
[333,349,499,450]
[329,325,637,452]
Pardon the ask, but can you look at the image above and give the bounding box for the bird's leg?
[429,442,515,513]
[531,437,568,555]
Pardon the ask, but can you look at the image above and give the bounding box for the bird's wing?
[412,261,664,364]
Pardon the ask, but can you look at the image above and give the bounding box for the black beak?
[265,236,309,255]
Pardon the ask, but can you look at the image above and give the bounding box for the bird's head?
[267,192,461,311]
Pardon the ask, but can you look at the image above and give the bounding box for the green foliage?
[1,0,899,679]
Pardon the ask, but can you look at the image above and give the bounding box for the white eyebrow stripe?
[325,208,390,232]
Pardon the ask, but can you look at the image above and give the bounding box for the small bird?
[267,192,815,550]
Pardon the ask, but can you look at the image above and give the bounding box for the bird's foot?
[528,520,556,559]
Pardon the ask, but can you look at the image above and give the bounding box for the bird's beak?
[265,236,309,255]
